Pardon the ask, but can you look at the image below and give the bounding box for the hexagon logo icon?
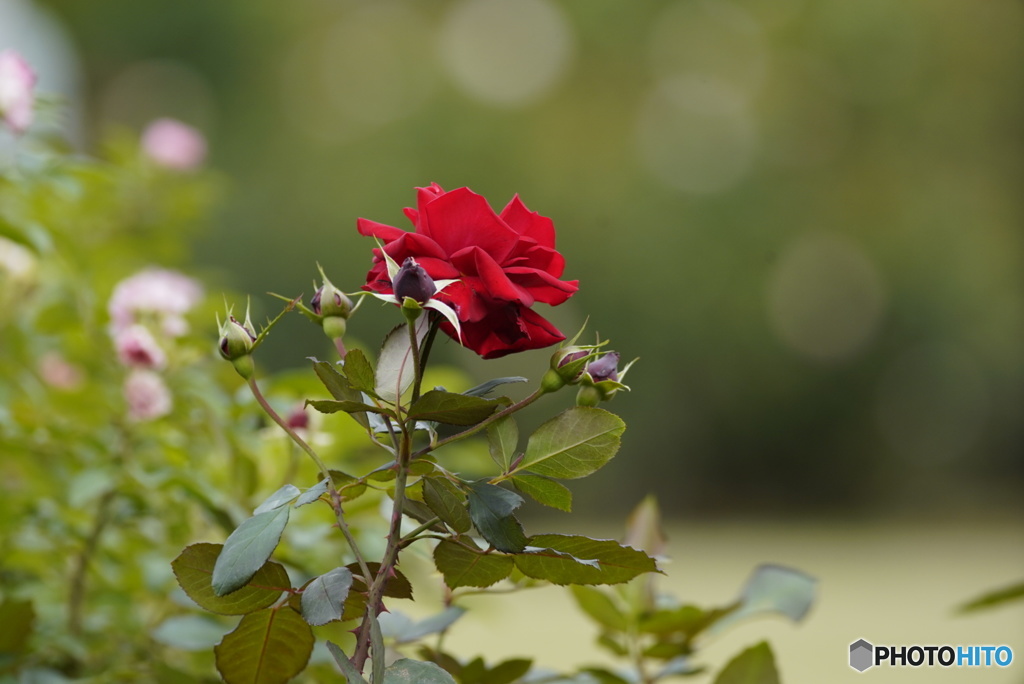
[850,639,874,672]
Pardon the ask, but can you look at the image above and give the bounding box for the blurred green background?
[9,0,1023,517]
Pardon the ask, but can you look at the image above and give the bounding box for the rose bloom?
[359,184,578,358]
[0,50,36,135]
[141,118,207,171]
[124,369,172,422]
[113,324,168,369]
[108,268,203,337]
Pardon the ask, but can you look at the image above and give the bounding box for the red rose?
[358,184,579,359]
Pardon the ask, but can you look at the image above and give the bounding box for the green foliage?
[713,642,779,684]
[514,407,625,479]
[515,535,658,586]
[466,482,529,554]
[212,506,291,596]
[299,567,353,626]
[0,114,814,684]
[172,544,289,615]
[434,539,514,589]
[214,607,314,684]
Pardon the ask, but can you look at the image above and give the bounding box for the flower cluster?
[107,268,203,421]
[358,184,578,359]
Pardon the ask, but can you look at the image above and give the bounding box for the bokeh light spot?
[766,232,886,362]
[635,76,756,194]
[438,0,575,107]
[648,0,769,102]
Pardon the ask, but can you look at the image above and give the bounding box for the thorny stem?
[246,377,371,583]
[417,316,441,379]
[407,315,425,404]
[68,488,116,636]
[352,422,414,673]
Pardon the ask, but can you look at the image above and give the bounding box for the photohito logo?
[849,639,1013,672]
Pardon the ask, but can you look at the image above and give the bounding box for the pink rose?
[114,324,168,369]
[108,268,203,337]
[0,50,36,135]
[124,369,172,422]
[141,118,207,171]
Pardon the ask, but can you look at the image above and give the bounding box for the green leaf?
[343,349,376,394]
[294,480,328,508]
[408,390,500,425]
[517,407,625,479]
[514,534,658,586]
[706,564,816,636]
[212,506,290,596]
[172,543,290,615]
[464,376,528,397]
[375,321,428,403]
[370,616,385,684]
[512,473,572,512]
[638,604,728,638]
[423,478,471,534]
[325,641,370,684]
[253,484,300,514]
[712,642,779,684]
[383,659,457,684]
[348,562,414,599]
[570,585,628,631]
[466,482,528,553]
[0,597,34,655]
[306,399,394,417]
[577,668,632,684]
[958,580,1024,614]
[300,567,353,626]
[434,538,515,589]
[313,360,370,428]
[484,658,532,684]
[487,416,518,471]
[215,607,314,684]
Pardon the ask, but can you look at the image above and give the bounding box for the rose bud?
[218,315,256,360]
[218,310,257,379]
[310,271,353,342]
[575,385,602,407]
[391,257,436,304]
[585,352,620,383]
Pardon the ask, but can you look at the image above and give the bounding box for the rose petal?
[420,187,518,263]
[500,195,556,248]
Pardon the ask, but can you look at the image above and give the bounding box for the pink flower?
[0,50,36,135]
[38,352,83,391]
[114,324,167,369]
[141,118,207,171]
[124,369,172,422]
[108,268,203,337]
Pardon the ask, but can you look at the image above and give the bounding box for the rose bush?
[358,183,578,358]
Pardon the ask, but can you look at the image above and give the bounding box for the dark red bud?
[587,352,620,383]
[392,257,436,303]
